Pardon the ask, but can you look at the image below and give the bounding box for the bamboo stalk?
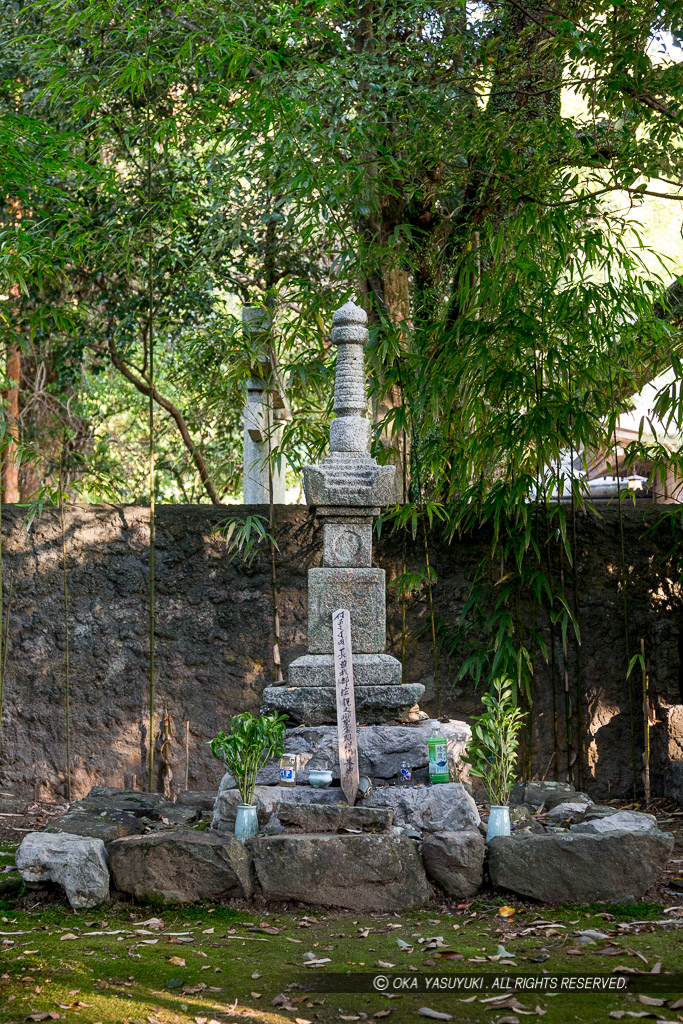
[641,637,651,810]
[610,373,636,798]
[267,395,282,683]
[185,720,190,791]
[401,430,408,684]
[569,440,584,791]
[161,710,172,799]
[59,442,71,802]
[560,557,573,784]
[421,516,440,717]
[146,30,156,792]
[0,453,4,754]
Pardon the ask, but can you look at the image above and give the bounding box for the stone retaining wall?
[0,503,681,801]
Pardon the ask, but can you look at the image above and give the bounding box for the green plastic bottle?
[427,720,449,784]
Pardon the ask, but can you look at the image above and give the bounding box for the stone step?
[261,682,425,725]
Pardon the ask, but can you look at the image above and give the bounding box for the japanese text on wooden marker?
[332,608,359,806]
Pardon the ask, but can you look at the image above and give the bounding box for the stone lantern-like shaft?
[262,300,424,725]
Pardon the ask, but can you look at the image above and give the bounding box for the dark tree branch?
[107,337,222,505]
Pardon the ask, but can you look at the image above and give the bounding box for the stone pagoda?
[262,300,424,725]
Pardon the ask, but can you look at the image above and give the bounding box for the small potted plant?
[462,677,526,842]
[210,711,287,840]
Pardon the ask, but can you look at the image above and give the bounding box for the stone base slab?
[248,832,431,910]
[261,682,424,725]
[288,653,402,687]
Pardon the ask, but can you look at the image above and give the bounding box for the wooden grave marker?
[332,607,359,806]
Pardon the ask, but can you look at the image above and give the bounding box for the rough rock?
[366,783,480,833]
[78,786,173,820]
[261,683,425,726]
[277,804,393,833]
[583,805,620,820]
[15,832,110,909]
[509,804,534,823]
[108,831,254,902]
[218,720,471,788]
[176,791,217,813]
[488,830,674,903]
[158,805,200,826]
[570,810,657,834]
[45,807,145,844]
[510,782,590,810]
[213,784,346,832]
[421,830,485,897]
[546,802,597,824]
[249,833,431,910]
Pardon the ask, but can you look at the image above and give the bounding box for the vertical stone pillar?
[242,307,288,505]
[243,379,287,504]
[262,301,424,724]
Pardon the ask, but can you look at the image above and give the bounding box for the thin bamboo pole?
[145,27,156,792]
[185,720,190,791]
[641,638,651,810]
[59,442,71,801]
[267,395,282,683]
[609,374,637,798]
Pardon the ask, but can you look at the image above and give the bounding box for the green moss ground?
[1,864,683,1024]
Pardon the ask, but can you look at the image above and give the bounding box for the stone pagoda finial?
[303,301,394,511]
[260,298,424,726]
[329,301,370,454]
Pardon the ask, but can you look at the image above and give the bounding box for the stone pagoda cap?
[303,299,395,510]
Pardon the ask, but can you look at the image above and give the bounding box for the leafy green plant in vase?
[210,712,287,840]
[462,677,526,842]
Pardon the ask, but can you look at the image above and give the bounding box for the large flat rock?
[108,831,254,902]
[570,810,657,834]
[488,830,674,903]
[16,832,110,909]
[249,833,431,910]
[78,786,174,820]
[421,830,485,897]
[45,807,145,844]
[217,720,471,788]
[367,783,479,833]
[176,791,219,813]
